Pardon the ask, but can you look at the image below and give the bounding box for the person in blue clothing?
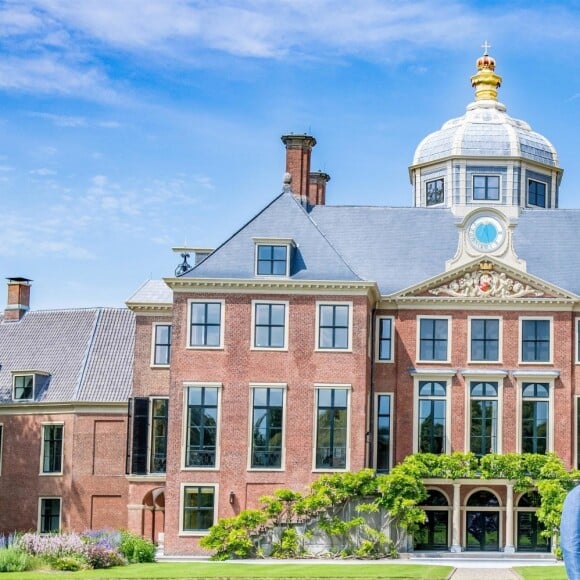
[561,485,580,579]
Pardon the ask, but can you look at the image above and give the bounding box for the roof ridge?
[74,308,103,400]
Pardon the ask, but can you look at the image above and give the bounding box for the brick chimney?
[5,277,31,321]
[309,171,331,206]
[281,134,316,204]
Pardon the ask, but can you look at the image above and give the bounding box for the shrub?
[118,530,156,563]
[18,532,85,559]
[50,555,86,571]
[0,546,40,573]
[84,544,127,569]
[82,529,122,551]
[271,527,301,559]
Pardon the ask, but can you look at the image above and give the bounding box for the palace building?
[1,49,578,554]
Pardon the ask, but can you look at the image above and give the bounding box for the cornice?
[164,277,380,299]
[126,302,172,314]
[0,402,128,416]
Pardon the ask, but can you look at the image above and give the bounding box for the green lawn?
[0,561,453,579]
[514,565,567,580]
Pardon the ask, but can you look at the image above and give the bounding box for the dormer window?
[426,178,444,206]
[12,372,50,401]
[473,175,500,201]
[254,238,294,277]
[528,179,547,208]
[13,374,34,400]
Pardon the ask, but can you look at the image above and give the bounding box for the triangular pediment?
[394,259,578,303]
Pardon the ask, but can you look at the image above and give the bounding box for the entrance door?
[466,511,499,551]
[414,490,449,551]
[465,490,500,551]
[517,492,550,552]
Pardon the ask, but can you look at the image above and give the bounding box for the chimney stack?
[309,171,331,206]
[5,277,32,321]
[281,134,316,204]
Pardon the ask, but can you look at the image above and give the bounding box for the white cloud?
[30,167,57,176]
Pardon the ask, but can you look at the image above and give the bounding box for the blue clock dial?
[475,222,497,244]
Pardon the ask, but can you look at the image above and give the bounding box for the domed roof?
[413,101,558,167]
[412,49,559,168]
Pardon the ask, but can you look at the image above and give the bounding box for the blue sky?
[1,0,579,309]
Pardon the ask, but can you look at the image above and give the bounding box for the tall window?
[39,498,61,533]
[378,318,393,361]
[528,179,546,208]
[470,382,498,456]
[153,324,171,365]
[182,486,215,532]
[473,175,500,201]
[42,424,63,474]
[426,178,444,206]
[186,386,218,468]
[419,318,449,361]
[13,375,34,400]
[251,387,284,468]
[315,388,348,469]
[256,245,288,276]
[190,302,222,347]
[470,318,499,361]
[376,394,391,473]
[521,319,550,362]
[253,303,286,349]
[418,381,446,454]
[129,397,168,475]
[318,304,350,350]
[521,383,549,454]
[150,399,168,473]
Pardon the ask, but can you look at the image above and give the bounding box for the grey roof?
[126,279,172,304]
[0,308,134,404]
[413,101,558,167]
[180,192,580,297]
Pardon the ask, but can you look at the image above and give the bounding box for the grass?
[514,565,567,580]
[0,561,453,579]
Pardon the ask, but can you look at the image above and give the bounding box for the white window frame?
[187,299,225,350]
[247,383,287,471]
[315,301,353,352]
[462,371,507,455]
[179,482,218,536]
[253,237,294,277]
[416,316,452,364]
[151,322,172,367]
[472,174,501,203]
[575,317,580,364]
[425,177,445,207]
[181,382,222,471]
[411,371,454,454]
[575,395,580,470]
[376,316,395,362]
[38,497,62,534]
[513,372,557,454]
[468,316,502,363]
[519,316,553,365]
[12,373,35,401]
[40,422,64,476]
[374,392,394,473]
[312,384,352,473]
[527,177,548,208]
[250,300,289,351]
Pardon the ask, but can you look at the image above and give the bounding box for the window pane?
[156,325,169,343]
[205,326,221,346]
[320,306,333,326]
[272,246,287,260]
[255,304,269,324]
[270,305,285,325]
[206,303,221,324]
[270,327,285,348]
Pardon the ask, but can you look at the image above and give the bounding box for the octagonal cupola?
[409,45,563,216]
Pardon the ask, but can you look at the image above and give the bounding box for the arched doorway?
[516,491,550,552]
[142,487,165,544]
[465,489,500,551]
[414,489,450,551]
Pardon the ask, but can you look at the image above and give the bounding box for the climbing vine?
[199,452,579,560]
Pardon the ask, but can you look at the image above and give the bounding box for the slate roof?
[126,279,172,304]
[0,308,134,404]
[181,192,580,297]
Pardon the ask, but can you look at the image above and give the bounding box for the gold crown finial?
[470,43,502,101]
[479,260,493,271]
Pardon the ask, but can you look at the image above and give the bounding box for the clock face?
[467,215,505,252]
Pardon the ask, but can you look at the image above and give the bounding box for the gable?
[394,259,577,303]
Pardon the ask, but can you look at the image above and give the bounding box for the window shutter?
[131,397,150,474]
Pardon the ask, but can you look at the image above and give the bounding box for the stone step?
[407,550,556,561]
